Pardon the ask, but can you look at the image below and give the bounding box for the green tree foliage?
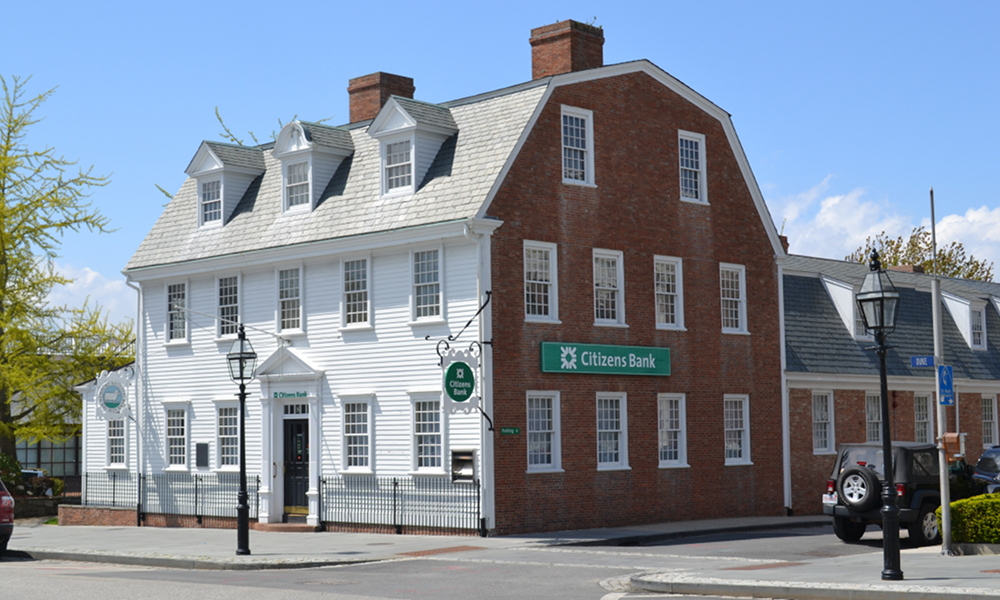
[846,226,994,282]
[0,75,134,459]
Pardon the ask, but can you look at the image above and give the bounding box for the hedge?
[938,494,1000,544]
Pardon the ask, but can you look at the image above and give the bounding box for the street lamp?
[856,250,902,581]
[227,324,257,556]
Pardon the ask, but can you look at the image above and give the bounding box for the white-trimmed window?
[166,282,187,342]
[524,241,559,322]
[679,130,707,203]
[344,401,371,470]
[972,308,987,350]
[218,406,238,467]
[658,393,688,467]
[385,139,413,192]
[983,395,998,448]
[343,259,370,327]
[655,256,684,330]
[218,276,239,338]
[108,419,125,466]
[866,393,882,443]
[812,391,835,454]
[527,392,561,472]
[854,302,872,339]
[720,264,747,334]
[200,179,222,225]
[278,267,302,332]
[285,161,310,209]
[724,394,751,465]
[597,392,628,469]
[412,249,441,320]
[593,249,625,326]
[414,400,442,470]
[166,408,187,467]
[561,105,594,185]
[914,394,933,444]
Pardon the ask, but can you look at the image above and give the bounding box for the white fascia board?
[942,291,972,347]
[819,276,855,335]
[477,60,786,260]
[787,370,1000,395]
[123,217,503,282]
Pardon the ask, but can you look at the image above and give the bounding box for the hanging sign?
[94,367,135,418]
[441,349,480,413]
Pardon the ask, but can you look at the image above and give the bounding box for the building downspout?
[778,260,792,514]
[125,277,143,524]
[470,222,495,535]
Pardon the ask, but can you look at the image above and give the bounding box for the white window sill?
[680,197,709,205]
[597,465,631,472]
[658,462,690,469]
[408,318,446,327]
[164,466,189,472]
[381,187,415,199]
[525,316,562,325]
[212,467,240,474]
[104,465,129,471]
[214,335,238,344]
[656,324,687,332]
[342,468,374,475]
[722,329,751,336]
[812,450,837,456]
[526,467,565,474]
[339,324,374,333]
[199,221,223,230]
[408,470,448,477]
[164,339,190,347]
[562,179,597,188]
[282,204,311,215]
[594,322,629,328]
[279,329,307,339]
[724,460,754,467]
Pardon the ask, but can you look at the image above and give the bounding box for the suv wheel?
[907,503,941,546]
[838,465,881,512]
[832,516,866,542]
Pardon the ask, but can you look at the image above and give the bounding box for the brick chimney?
[529,20,604,80]
[887,264,925,274]
[779,235,790,253]
[347,72,415,123]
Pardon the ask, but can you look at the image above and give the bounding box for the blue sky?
[6,1,1000,325]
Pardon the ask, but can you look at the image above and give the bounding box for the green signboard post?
[540,342,670,376]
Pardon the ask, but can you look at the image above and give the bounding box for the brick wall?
[486,71,784,534]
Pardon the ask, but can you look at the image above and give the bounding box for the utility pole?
[931,187,954,556]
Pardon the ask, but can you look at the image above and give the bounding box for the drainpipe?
[125,277,143,525]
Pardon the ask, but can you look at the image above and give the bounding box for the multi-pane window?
[658,394,687,467]
[201,180,221,224]
[914,394,932,444]
[724,394,750,464]
[413,250,441,319]
[679,131,706,202]
[854,305,871,338]
[167,283,186,341]
[720,264,747,333]
[17,436,81,477]
[983,396,998,448]
[344,402,370,469]
[343,259,369,325]
[594,250,624,325]
[286,162,310,208]
[527,393,560,471]
[655,257,683,329]
[279,268,301,331]
[218,407,238,466]
[219,276,239,337]
[414,401,442,469]
[524,242,558,320]
[972,308,986,349]
[597,393,628,468]
[561,106,593,184]
[812,392,834,453]
[385,140,412,191]
[108,419,125,466]
[167,409,186,466]
[866,393,882,443]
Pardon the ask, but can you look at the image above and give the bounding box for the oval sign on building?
[444,361,475,402]
[98,382,125,410]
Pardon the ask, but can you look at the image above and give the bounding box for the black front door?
[283,419,309,512]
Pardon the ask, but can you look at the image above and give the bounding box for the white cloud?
[46,263,136,326]
[935,205,1000,275]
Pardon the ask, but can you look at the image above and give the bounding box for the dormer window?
[972,307,986,349]
[385,140,413,191]
[200,180,222,225]
[285,161,310,209]
[942,292,988,351]
[272,121,354,214]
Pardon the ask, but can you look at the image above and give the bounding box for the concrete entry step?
[253,522,321,533]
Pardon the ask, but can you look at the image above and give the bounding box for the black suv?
[823,442,971,546]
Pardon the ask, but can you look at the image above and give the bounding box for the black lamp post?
[856,250,902,581]
[226,324,257,556]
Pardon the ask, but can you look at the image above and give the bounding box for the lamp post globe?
[226,324,257,556]
[855,250,903,581]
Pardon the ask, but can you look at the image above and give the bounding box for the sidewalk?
[6,514,1000,599]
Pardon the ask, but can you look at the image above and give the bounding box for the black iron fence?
[84,471,260,520]
[321,475,482,534]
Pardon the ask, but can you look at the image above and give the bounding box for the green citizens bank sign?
[540,342,670,376]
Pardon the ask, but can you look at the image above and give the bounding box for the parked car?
[0,479,13,558]
[822,442,973,546]
[972,446,1000,494]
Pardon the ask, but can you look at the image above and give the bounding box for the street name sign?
[910,356,935,368]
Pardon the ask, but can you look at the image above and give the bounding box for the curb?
[629,573,1000,600]
[563,518,830,547]
[4,549,383,571]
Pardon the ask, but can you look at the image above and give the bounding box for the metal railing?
[321,475,481,533]
[83,471,260,521]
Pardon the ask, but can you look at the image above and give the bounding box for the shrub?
[939,494,1000,544]
[0,453,21,489]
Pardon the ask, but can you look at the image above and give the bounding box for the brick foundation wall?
[486,71,784,534]
[59,504,136,527]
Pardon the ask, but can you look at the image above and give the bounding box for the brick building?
[77,20,788,534]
